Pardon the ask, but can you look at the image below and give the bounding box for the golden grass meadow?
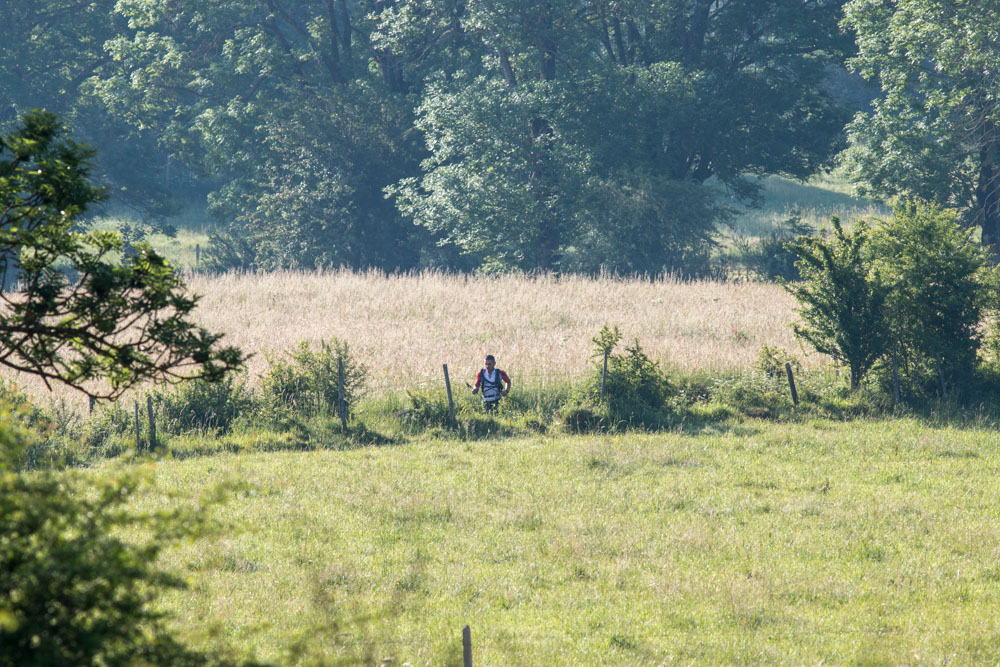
[185,270,813,390]
[2,269,817,404]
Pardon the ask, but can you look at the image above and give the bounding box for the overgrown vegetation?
[787,202,996,397]
[0,408,260,667]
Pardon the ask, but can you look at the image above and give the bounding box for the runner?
[471,354,511,412]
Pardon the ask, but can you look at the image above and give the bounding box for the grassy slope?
[114,418,1000,665]
[724,174,890,238]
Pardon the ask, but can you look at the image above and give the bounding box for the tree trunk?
[850,364,861,392]
[977,126,1000,260]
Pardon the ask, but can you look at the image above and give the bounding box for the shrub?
[870,201,994,398]
[589,326,675,429]
[155,376,257,435]
[261,339,367,420]
[0,414,258,667]
[786,217,889,390]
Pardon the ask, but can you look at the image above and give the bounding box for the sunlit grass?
[724,173,890,238]
[105,418,1000,664]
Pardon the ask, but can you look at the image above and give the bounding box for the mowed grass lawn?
[118,419,1000,664]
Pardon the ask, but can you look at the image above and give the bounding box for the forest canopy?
[6,0,983,275]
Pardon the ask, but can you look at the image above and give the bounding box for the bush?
[0,413,258,667]
[588,326,675,429]
[155,376,257,435]
[786,217,889,390]
[870,201,994,398]
[261,339,367,420]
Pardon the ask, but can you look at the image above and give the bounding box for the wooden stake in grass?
[785,362,799,406]
[443,363,455,424]
[462,625,472,667]
[338,356,348,431]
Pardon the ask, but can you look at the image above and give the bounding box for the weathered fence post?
[443,363,455,424]
[338,356,348,431]
[600,349,609,400]
[462,625,472,667]
[134,401,142,453]
[784,363,799,406]
[88,395,96,415]
[147,395,156,450]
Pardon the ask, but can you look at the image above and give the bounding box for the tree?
[92,0,444,272]
[869,201,993,395]
[0,0,193,214]
[0,110,243,398]
[842,0,1000,255]
[389,0,853,272]
[786,217,889,390]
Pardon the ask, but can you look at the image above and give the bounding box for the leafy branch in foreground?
[0,110,243,398]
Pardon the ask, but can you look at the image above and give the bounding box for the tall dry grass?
[1,270,823,404]
[186,270,818,391]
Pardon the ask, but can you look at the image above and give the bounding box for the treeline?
[3,0,853,274]
[3,1,997,275]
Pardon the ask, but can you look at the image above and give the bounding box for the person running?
[471,354,511,412]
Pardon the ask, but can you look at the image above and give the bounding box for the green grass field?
[106,418,1000,665]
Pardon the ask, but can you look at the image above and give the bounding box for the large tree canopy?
[842,0,1000,254]
[0,110,243,398]
[390,0,853,272]
[3,1,853,275]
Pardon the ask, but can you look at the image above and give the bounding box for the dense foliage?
[842,0,1000,255]
[0,409,261,666]
[788,203,996,394]
[2,1,854,275]
[785,217,887,390]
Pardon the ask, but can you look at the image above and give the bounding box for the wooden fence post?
[785,363,799,406]
[462,625,472,667]
[88,396,96,415]
[147,395,156,450]
[443,364,455,424]
[338,357,348,431]
[134,401,142,453]
[600,349,609,400]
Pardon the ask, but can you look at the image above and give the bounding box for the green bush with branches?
[786,216,889,390]
[584,326,675,430]
[261,339,367,421]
